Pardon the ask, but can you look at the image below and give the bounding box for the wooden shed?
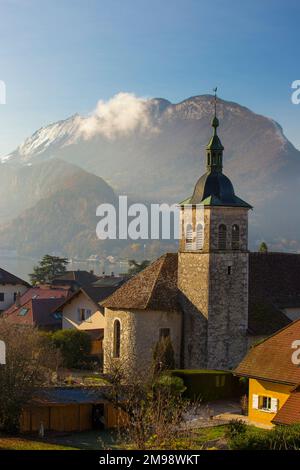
[20,387,125,433]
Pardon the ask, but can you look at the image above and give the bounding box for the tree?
[51,329,91,369]
[29,254,68,285]
[259,242,268,253]
[0,322,60,433]
[152,336,175,376]
[103,356,192,450]
[127,259,150,276]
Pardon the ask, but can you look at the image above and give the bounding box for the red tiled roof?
[273,388,300,425]
[4,297,66,328]
[4,285,71,316]
[235,318,300,384]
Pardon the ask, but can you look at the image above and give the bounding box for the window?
[252,394,279,412]
[13,292,17,302]
[218,224,227,250]
[260,396,271,411]
[0,293,4,302]
[232,224,240,250]
[53,312,62,320]
[78,308,92,322]
[216,375,226,387]
[18,307,29,316]
[159,328,170,339]
[185,223,193,250]
[227,266,232,275]
[113,320,121,358]
[196,223,204,250]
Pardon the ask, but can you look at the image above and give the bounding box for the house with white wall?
[57,285,121,355]
[0,267,30,312]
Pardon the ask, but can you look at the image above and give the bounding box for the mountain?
[0,160,119,257]
[1,94,300,253]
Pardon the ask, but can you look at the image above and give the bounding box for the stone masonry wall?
[207,251,249,369]
[177,252,210,369]
[178,206,249,370]
[103,308,182,374]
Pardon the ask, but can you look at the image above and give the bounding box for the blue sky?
[0,0,299,154]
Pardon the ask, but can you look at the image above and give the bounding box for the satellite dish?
[0,340,6,365]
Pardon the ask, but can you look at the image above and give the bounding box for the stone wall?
[177,252,210,369]
[178,206,249,370]
[206,251,249,369]
[103,308,182,374]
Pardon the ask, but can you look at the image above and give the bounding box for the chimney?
[15,292,21,307]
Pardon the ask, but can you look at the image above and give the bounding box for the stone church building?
[102,112,299,373]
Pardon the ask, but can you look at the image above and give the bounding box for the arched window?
[232,224,240,250]
[218,224,227,250]
[185,223,193,250]
[196,223,204,250]
[113,319,121,358]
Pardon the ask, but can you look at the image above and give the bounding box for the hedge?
[169,369,247,401]
[229,424,300,450]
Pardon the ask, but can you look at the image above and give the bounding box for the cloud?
[79,92,155,139]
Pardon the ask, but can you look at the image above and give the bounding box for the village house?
[0,267,30,312]
[235,318,300,427]
[102,111,300,375]
[51,269,101,291]
[56,278,124,355]
[3,285,72,330]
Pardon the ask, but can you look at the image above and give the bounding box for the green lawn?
[0,435,77,450]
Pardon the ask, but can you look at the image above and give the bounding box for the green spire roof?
[179,90,252,209]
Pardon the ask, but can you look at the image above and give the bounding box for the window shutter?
[252,394,259,409]
[271,398,279,413]
[77,308,81,321]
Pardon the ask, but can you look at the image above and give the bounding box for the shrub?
[154,375,187,397]
[225,419,247,440]
[229,424,300,450]
[51,329,91,369]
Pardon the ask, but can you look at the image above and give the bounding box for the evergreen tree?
[29,254,68,285]
[127,259,150,276]
[259,242,268,253]
[152,336,175,375]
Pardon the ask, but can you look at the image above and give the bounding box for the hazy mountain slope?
[0,166,118,257]
[0,158,97,224]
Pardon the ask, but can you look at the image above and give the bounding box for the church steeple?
[206,88,224,172]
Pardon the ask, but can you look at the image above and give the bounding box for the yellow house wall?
[248,378,292,426]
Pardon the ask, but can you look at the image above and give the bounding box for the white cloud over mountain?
[79,92,155,140]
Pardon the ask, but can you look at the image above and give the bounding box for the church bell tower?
[178,92,252,370]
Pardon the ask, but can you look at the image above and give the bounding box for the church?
[102,106,299,373]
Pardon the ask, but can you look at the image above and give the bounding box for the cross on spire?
[213,86,218,118]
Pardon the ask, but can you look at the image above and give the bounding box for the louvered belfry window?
[218,224,227,250]
[196,223,204,250]
[185,223,193,250]
[232,224,240,250]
